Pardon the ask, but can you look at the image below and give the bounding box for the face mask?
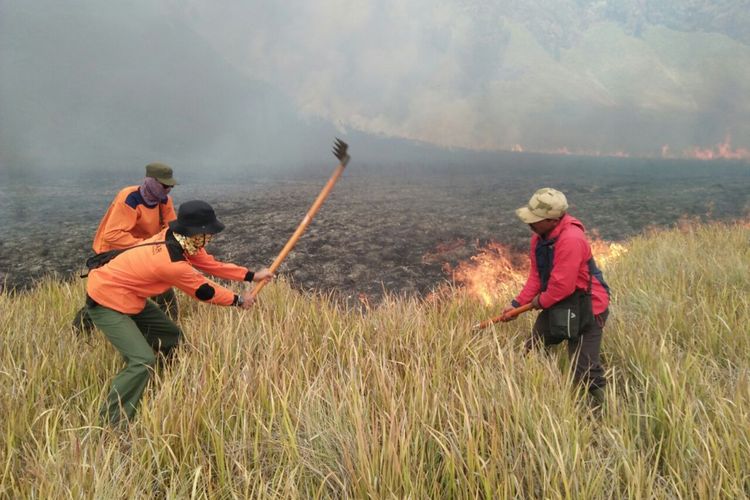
[174,233,212,255]
[140,177,170,206]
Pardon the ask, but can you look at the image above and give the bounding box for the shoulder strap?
[112,240,167,253]
[80,241,167,278]
[587,257,611,297]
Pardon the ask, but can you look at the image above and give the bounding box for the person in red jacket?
[504,188,611,406]
[73,163,180,332]
[86,200,272,425]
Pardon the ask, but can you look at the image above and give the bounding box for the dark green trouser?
[74,288,179,333]
[87,300,182,425]
[151,288,179,320]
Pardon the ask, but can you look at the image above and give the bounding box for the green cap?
[145,162,177,186]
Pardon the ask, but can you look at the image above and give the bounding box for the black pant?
[525,309,609,391]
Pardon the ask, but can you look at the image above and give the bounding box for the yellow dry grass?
[1,220,748,498]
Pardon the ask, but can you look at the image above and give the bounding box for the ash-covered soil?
[1,158,748,304]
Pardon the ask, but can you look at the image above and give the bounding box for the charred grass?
[2,158,749,305]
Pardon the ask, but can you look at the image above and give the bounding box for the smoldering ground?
[0,157,748,306]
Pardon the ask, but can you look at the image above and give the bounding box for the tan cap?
[515,188,568,224]
[145,162,177,186]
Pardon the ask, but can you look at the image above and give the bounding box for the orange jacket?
[87,229,252,314]
[92,186,177,253]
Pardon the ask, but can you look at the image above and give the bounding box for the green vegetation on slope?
[1,220,748,497]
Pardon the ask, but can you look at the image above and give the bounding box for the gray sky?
[1,0,749,172]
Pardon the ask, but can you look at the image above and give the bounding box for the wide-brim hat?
[515,187,568,224]
[169,200,225,236]
[146,162,178,186]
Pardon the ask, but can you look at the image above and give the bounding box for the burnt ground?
[1,157,748,304]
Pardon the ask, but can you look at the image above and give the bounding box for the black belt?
[85,294,99,308]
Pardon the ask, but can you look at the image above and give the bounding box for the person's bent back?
[92,162,177,253]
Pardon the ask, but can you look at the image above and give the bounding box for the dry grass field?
[1,218,748,498]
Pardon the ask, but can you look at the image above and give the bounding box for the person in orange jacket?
[73,163,180,332]
[86,200,273,425]
[91,162,178,254]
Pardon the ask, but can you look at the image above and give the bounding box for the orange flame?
[504,138,750,161]
[440,242,528,306]
[445,243,526,305]
[682,136,750,160]
[589,234,628,268]
[427,234,627,305]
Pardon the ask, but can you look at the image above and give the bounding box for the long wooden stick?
[249,139,350,299]
[472,302,534,330]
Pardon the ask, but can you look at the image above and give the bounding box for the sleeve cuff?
[244,271,254,282]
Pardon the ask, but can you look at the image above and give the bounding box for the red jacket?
[515,214,609,315]
[92,186,177,253]
[87,229,251,314]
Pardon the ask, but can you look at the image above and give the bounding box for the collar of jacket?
[165,230,187,262]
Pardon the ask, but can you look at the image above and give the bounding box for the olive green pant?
[87,300,182,425]
[73,288,179,333]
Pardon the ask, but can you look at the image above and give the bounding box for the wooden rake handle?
[472,302,535,330]
[249,138,351,299]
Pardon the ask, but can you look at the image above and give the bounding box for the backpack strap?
[80,241,166,278]
[587,257,611,297]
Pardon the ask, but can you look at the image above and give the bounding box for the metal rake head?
[332,138,350,165]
